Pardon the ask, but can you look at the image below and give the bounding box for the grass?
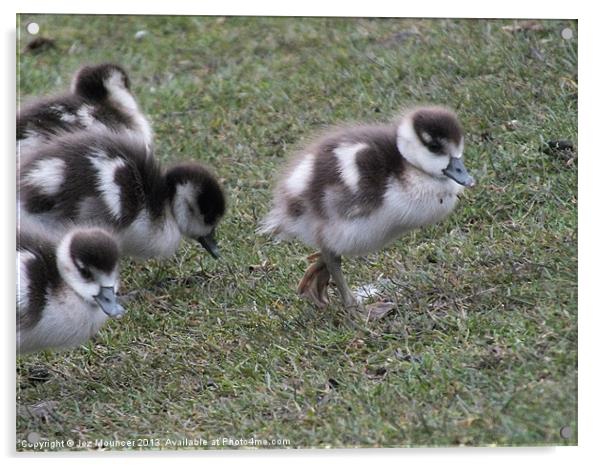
[16,15,577,449]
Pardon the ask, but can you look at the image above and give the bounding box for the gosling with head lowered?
[260,106,476,317]
[18,131,226,260]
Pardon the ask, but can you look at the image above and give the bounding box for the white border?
[3,1,597,465]
[11,0,579,18]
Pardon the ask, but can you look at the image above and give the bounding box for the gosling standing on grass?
[17,224,124,353]
[260,106,476,316]
[18,130,225,260]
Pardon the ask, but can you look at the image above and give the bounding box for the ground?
[16,15,577,449]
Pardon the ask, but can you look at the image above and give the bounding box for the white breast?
[118,209,182,260]
[17,289,108,354]
[321,170,462,256]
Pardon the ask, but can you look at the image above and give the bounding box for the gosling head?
[165,163,226,259]
[56,227,124,318]
[396,106,475,187]
[71,63,131,102]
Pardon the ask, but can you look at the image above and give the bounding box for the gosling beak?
[94,286,125,318]
[197,231,220,259]
[443,157,476,187]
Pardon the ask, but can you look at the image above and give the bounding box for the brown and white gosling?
[17,63,153,153]
[18,131,225,260]
[260,106,476,317]
[17,224,124,354]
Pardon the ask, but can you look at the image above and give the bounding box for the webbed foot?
[296,253,331,308]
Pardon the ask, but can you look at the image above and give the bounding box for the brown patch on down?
[17,63,146,145]
[114,164,141,226]
[412,107,463,154]
[164,162,226,227]
[353,126,405,215]
[23,190,56,214]
[17,229,62,330]
[303,124,405,219]
[286,197,305,218]
[306,144,345,218]
[72,63,131,101]
[69,229,119,274]
[19,132,160,226]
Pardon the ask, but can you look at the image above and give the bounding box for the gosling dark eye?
[426,140,443,153]
[78,267,93,281]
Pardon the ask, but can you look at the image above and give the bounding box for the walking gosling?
[260,106,475,316]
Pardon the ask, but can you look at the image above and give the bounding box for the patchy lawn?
[16,15,577,449]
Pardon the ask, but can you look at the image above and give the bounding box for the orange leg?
[298,250,397,320]
[296,252,331,308]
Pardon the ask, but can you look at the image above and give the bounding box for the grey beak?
[443,157,476,187]
[197,231,220,259]
[94,286,125,318]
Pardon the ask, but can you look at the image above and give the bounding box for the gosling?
[17,63,152,153]
[260,106,475,317]
[18,131,225,260]
[17,224,124,354]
